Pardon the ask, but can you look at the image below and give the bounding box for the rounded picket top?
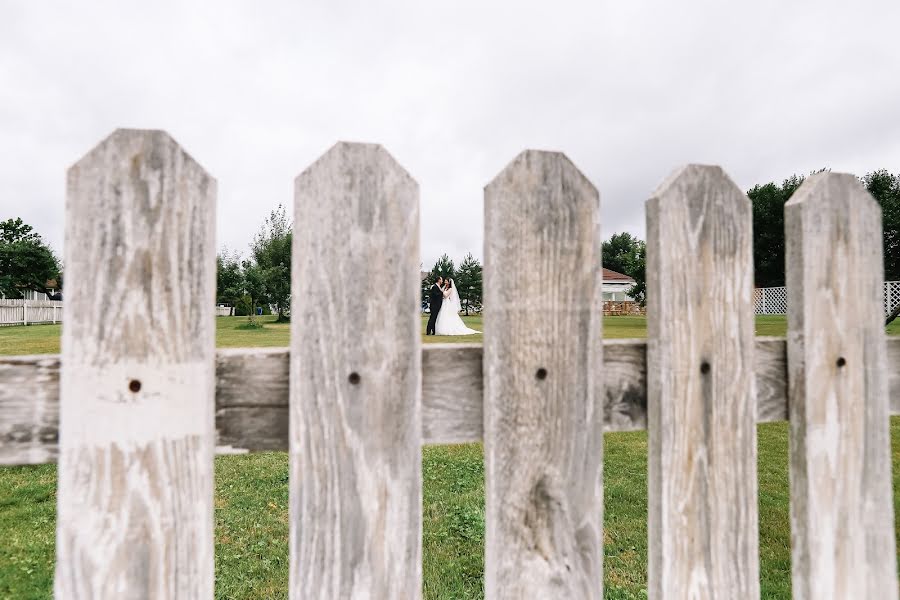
[485,149,598,206]
[294,141,418,200]
[68,128,213,184]
[649,163,748,210]
[785,171,880,216]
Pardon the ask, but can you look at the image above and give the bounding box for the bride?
[435,279,480,335]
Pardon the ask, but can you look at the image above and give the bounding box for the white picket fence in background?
[755,281,900,316]
[0,299,63,326]
[1,129,899,599]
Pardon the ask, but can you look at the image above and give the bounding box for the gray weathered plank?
[483,151,604,598]
[785,172,899,600]
[646,165,759,599]
[3,337,900,463]
[55,130,216,598]
[0,355,59,464]
[290,143,421,599]
[422,343,483,444]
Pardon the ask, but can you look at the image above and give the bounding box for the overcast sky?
[2,0,899,268]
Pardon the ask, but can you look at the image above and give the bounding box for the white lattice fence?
[755,281,900,316]
[887,281,900,316]
[754,287,787,315]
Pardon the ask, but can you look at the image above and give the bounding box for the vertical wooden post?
[291,143,421,599]
[646,165,759,598]
[22,300,28,326]
[57,129,217,598]
[483,151,603,598]
[785,173,898,600]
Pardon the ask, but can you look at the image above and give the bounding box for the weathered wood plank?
[3,338,900,463]
[646,165,759,599]
[785,172,899,600]
[422,343,483,444]
[290,143,421,599]
[483,151,604,598]
[55,130,216,598]
[0,355,60,464]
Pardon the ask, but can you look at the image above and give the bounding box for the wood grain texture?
[216,348,289,451]
[0,355,60,464]
[646,165,759,599]
[785,172,899,600]
[3,338,899,464]
[422,343,483,444]
[291,143,421,599]
[483,151,604,598]
[55,130,216,599]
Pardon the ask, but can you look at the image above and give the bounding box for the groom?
[426,276,443,335]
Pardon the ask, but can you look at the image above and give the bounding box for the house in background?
[601,268,635,301]
[4,279,60,301]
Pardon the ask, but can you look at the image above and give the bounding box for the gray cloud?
[2,0,898,269]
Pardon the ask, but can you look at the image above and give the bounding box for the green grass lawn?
[3,314,896,356]
[2,314,900,598]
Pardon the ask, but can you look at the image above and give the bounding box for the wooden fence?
[1,129,898,598]
[0,299,63,326]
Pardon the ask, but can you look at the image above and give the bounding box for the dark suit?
[426,284,443,335]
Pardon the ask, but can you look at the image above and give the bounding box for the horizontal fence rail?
[3,338,900,466]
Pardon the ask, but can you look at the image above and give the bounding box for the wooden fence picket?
[784,173,899,600]
[290,143,422,599]
[646,165,759,598]
[483,151,604,598]
[56,129,217,598]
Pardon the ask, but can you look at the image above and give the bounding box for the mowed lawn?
[4,313,896,356]
[2,315,900,599]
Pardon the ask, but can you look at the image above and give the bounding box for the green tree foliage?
[423,254,456,312]
[747,168,899,287]
[0,218,61,298]
[455,253,483,315]
[251,205,292,322]
[216,250,244,314]
[861,169,900,281]
[241,260,267,325]
[747,174,806,287]
[602,232,647,304]
[430,254,456,281]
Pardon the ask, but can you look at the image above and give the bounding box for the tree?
[251,205,292,322]
[626,241,647,305]
[429,254,456,281]
[241,259,267,325]
[216,250,244,315]
[602,232,646,304]
[0,218,61,298]
[423,254,456,313]
[455,253,483,315]
[746,168,898,287]
[747,174,806,287]
[861,170,900,281]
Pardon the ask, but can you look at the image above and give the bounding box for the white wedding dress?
[435,279,480,335]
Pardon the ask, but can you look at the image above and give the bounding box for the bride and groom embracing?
[425,276,480,336]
